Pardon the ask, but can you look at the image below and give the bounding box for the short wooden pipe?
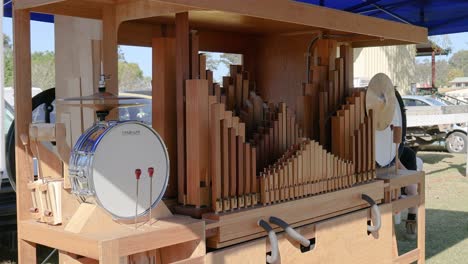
[361,194,381,233]
[29,207,38,213]
[44,210,53,217]
[268,216,312,250]
[258,219,279,264]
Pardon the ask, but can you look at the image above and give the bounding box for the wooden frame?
[377,169,426,264]
[12,0,428,263]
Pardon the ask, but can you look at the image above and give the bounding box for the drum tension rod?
[148,167,154,223]
[135,169,142,229]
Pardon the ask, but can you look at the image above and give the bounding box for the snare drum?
[69,121,169,219]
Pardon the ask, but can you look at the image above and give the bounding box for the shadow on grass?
[396,209,468,260]
[425,162,466,176]
[418,153,454,165]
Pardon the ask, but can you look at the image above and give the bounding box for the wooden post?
[176,12,190,204]
[102,6,118,94]
[152,37,177,198]
[14,8,36,262]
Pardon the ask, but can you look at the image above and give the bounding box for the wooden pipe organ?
[13,1,428,263]
[177,32,379,218]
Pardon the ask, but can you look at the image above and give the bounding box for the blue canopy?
[296,0,468,36]
[4,1,468,35]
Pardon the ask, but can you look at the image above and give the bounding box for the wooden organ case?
[13,0,427,263]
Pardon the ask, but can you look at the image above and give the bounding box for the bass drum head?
[91,122,169,219]
[375,90,406,167]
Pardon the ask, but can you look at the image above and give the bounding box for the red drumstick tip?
[148,167,154,177]
[135,169,142,180]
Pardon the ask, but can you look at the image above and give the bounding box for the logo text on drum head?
[122,130,141,136]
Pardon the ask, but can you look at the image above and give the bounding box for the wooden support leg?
[417,180,426,264]
[99,240,119,264]
[18,240,36,264]
[14,9,35,263]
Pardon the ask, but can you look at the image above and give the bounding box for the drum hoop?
[74,120,170,219]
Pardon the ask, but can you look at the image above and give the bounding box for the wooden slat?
[220,119,230,205]
[251,147,257,194]
[185,79,209,207]
[237,136,244,199]
[199,54,207,80]
[152,37,177,198]
[175,12,190,203]
[190,32,199,79]
[210,104,222,211]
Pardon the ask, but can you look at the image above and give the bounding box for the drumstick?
[135,168,141,229]
[148,167,154,222]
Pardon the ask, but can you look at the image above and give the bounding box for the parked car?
[402,95,468,153]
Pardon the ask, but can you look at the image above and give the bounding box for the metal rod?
[40,249,57,264]
[135,169,141,229]
[148,167,154,222]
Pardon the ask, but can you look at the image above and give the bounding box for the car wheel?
[446,132,467,153]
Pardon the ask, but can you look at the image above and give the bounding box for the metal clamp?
[269,216,312,249]
[258,219,279,264]
[362,194,381,233]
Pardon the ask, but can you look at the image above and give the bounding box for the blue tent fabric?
[3,1,468,35]
[296,0,468,36]
[4,1,54,23]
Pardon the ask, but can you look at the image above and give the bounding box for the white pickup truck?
[403,95,468,153]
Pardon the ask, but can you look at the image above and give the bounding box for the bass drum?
[375,89,407,168]
[69,121,169,219]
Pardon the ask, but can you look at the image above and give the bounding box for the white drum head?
[375,103,403,167]
[91,122,169,219]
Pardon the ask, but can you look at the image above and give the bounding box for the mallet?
[148,167,154,222]
[134,168,142,229]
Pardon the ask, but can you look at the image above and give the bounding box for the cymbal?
[58,91,145,112]
[365,73,396,131]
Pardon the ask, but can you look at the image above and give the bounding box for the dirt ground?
[395,151,468,264]
[1,151,467,263]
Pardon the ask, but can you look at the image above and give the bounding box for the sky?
[2,17,468,78]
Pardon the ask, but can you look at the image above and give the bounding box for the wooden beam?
[176,12,190,204]
[14,0,66,10]
[160,0,427,43]
[14,8,36,263]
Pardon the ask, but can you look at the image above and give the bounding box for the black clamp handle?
[362,194,381,233]
[269,216,312,248]
[258,219,279,263]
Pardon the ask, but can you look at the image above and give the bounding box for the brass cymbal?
[365,73,396,131]
[58,91,145,112]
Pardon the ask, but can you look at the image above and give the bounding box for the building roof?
[416,41,450,57]
[450,77,468,83]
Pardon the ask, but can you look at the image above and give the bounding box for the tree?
[4,34,13,87]
[118,61,151,91]
[447,68,464,84]
[31,51,55,89]
[219,53,242,68]
[449,50,468,76]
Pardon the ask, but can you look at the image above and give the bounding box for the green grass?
[395,151,468,264]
